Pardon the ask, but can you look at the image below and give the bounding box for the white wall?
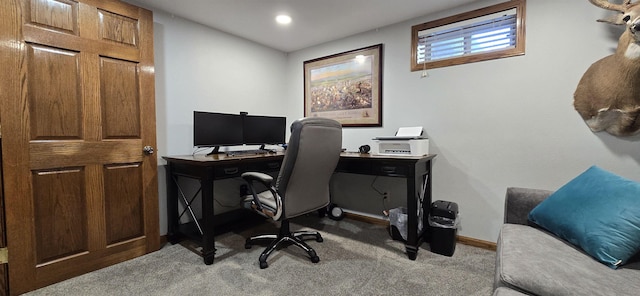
[285,0,640,242]
[141,0,640,242]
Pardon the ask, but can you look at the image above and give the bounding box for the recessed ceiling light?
[276,14,292,25]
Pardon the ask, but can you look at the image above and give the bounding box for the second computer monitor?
[243,115,286,145]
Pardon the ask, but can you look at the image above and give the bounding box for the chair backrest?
[275,117,342,219]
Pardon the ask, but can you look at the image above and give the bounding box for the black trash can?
[429,200,459,257]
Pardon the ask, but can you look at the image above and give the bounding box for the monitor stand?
[206,146,223,156]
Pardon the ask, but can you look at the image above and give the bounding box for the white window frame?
[411,0,526,71]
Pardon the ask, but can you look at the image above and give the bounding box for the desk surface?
[163,151,435,163]
[340,152,435,161]
[162,152,285,165]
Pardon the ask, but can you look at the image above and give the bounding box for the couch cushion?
[528,165,640,269]
[496,224,640,296]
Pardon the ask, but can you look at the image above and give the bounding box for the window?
[411,0,525,71]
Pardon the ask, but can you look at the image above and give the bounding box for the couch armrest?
[504,187,553,225]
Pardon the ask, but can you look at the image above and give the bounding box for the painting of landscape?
[304,44,382,126]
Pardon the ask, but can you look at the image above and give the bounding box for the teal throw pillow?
[528,165,640,269]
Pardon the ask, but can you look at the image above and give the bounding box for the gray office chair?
[241,117,342,269]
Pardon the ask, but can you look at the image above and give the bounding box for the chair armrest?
[241,172,281,219]
[504,187,553,225]
[241,172,274,185]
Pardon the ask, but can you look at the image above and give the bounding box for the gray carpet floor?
[25,216,496,296]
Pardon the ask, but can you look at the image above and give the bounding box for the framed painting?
[304,44,383,127]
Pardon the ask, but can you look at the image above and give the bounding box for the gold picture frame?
[304,44,383,127]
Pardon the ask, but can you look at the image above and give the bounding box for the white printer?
[372,126,429,156]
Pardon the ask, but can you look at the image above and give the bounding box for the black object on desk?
[163,152,436,264]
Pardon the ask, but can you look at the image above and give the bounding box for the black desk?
[163,152,435,264]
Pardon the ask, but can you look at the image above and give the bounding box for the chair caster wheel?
[311,256,320,263]
[245,244,252,249]
[316,236,323,242]
[259,261,268,269]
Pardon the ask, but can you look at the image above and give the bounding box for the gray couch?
[493,187,640,296]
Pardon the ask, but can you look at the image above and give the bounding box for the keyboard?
[226,149,269,156]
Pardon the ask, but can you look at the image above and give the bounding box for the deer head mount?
[574,0,640,136]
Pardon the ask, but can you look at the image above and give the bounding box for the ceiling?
[126,0,479,52]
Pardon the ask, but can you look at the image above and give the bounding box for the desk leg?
[422,161,433,244]
[405,164,419,260]
[404,160,431,260]
[165,164,180,244]
[201,168,216,265]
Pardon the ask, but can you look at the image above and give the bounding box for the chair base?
[245,220,323,269]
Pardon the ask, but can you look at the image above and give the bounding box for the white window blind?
[417,9,517,63]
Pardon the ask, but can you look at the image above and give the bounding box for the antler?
[589,0,632,12]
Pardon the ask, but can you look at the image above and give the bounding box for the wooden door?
[0,141,7,296]
[0,0,159,294]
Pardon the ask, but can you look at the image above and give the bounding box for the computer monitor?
[243,115,286,146]
[193,111,243,148]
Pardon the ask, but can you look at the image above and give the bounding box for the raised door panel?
[104,163,144,245]
[27,0,78,35]
[32,168,87,265]
[27,44,82,140]
[98,9,137,46]
[100,57,140,139]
